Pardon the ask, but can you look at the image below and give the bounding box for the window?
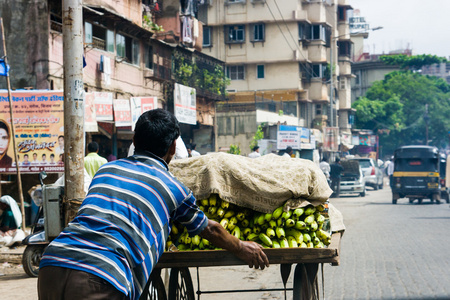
[132,39,140,65]
[338,6,348,22]
[144,44,153,69]
[106,30,114,53]
[298,22,311,40]
[116,34,140,65]
[226,65,245,80]
[225,25,245,43]
[116,34,126,58]
[355,72,360,85]
[84,22,92,44]
[203,27,212,47]
[251,24,265,42]
[311,24,325,41]
[338,41,352,57]
[339,77,347,90]
[315,104,323,115]
[257,65,265,79]
[311,64,327,78]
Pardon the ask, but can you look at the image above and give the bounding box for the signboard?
[94,92,113,121]
[323,127,339,152]
[130,96,157,130]
[84,92,98,132]
[349,9,369,33]
[174,83,196,125]
[113,99,132,127]
[0,90,64,174]
[277,125,301,150]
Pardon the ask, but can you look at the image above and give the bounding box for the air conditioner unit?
[227,89,237,93]
[251,0,266,3]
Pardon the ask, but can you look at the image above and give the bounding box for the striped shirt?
[40,151,208,299]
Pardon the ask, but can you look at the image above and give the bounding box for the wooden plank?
[156,233,341,268]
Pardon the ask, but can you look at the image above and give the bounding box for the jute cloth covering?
[169,152,333,214]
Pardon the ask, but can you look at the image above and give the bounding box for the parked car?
[349,157,384,190]
[340,160,366,197]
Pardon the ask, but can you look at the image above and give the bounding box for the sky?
[350,0,450,58]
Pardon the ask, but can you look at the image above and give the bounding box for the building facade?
[0,0,225,157]
[198,0,353,155]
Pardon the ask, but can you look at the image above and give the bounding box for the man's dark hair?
[24,154,28,158]
[50,153,55,158]
[286,146,293,154]
[322,157,328,162]
[253,145,259,152]
[335,157,341,163]
[88,141,99,153]
[134,109,180,157]
[191,143,196,150]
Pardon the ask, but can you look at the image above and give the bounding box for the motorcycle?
[22,172,64,277]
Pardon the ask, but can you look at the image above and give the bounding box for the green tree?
[228,144,241,155]
[352,71,450,154]
[380,54,447,71]
[249,125,264,150]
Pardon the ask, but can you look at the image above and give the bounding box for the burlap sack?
[170,152,333,214]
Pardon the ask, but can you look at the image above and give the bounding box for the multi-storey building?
[198,0,353,155]
[0,0,226,158]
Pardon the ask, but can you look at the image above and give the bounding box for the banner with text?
[85,92,98,132]
[130,97,157,130]
[0,90,64,174]
[174,83,196,125]
[94,92,113,121]
[113,99,132,127]
[323,127,339,152]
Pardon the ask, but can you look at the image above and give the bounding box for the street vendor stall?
[140,153,345,300]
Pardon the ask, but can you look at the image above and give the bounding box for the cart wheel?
[293,263,319,300]
[168,268,195,300]
[140,270,167,300]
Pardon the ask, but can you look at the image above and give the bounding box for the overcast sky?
[350,0,450,58]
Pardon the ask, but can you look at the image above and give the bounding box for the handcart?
[141,232,342,300]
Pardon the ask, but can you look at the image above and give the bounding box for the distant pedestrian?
[84,141,107,178]
[248,146,261,158]
[188,144,201,157]
[330,157,344,197]
[387,156,395,188]
[319,157,331,180]
[282,146,293,158]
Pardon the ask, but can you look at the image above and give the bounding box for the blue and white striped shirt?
[40,152,208,299]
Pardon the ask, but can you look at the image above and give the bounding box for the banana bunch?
[165,194,331,251]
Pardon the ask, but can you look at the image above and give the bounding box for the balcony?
[309,79,328,101]
[305,1,327,24]
[308,43,327,62]
[338,61,352,75]
[337,23,350,40]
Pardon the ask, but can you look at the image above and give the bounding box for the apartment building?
[198,0,353,154]
[0,0,226,157]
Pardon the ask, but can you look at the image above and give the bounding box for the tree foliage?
[380,54,447,71]
[352,71,450,155]
[249,125,264,150]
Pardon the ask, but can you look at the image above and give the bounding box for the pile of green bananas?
[166,194,331,251]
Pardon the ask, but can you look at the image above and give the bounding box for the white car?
[349,158,384,190]
[340,160,366,197]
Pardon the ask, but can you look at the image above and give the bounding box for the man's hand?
[199,220,269,270]
[234,240,269,270]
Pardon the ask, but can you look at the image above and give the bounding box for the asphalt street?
[1,183,449,300]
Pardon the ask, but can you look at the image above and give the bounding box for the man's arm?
[199,219,269,270]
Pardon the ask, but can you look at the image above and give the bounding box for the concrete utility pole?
[62,0,85,224]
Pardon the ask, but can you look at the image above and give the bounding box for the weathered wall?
[216,111,257,155]
[0,0,49,90]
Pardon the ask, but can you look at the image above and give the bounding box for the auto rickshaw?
[439,153,450,203]
[392,145,441,204]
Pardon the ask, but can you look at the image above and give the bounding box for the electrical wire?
[266,0,319,79]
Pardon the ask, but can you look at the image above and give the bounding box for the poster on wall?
[0,90,65,174]
[113,99,132,127]
[130,97,157,130]
[174,83,196,125]
[94,92,113,121]
[323,127,339,152]
[84,92,98,132]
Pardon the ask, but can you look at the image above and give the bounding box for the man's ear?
[169,139,177,156]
